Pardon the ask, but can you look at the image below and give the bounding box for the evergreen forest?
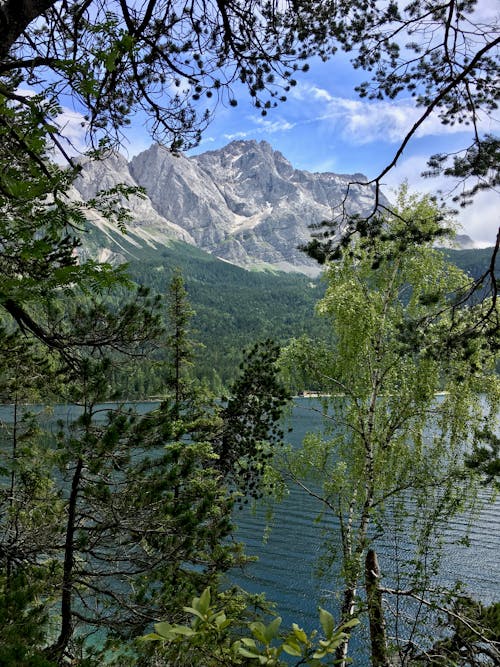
[84,231,500,397]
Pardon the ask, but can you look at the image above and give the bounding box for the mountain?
[72,140,379,275]
[436,233,485,250]
[86,237,498,398]
[66,144,497,395]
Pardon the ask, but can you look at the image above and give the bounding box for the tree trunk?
[49,456,83,662]
[0,1,57,58]
[6,393,19,586]
[335,584,357,666]
[365,548,391,667]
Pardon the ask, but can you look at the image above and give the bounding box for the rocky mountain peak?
[73,140,383,275]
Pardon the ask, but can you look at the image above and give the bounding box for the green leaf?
[153,621,174,638]
[183,605,206,621]
[264,616,282,642]
[239,646,261,658]
[249,621,267,644]
[168,625,196,637]
[140,632,165,642]
[312,649,327,659]
[105,52,117,72]
[241,637,257,648]
[197,586,211,614]
[319,607,335,638]
[282,639,302,656]
[214,611,228,628]
[292,623,307,643]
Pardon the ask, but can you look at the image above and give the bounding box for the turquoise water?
[231,398,500,631]
[1,398,498,654]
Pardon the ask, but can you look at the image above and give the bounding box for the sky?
[55,5,499,247]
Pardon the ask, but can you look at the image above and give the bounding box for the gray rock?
[73,140,384,274]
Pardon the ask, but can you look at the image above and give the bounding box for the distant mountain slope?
[441,247,498,279]
[123,240,329,389]
[73,140,380,275]
[94,233,496,396]
[130,141,378,274]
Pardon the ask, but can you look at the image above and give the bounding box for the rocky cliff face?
[72,140,381,275]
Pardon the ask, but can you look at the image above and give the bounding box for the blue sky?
[51,5,498,247]
[118,48,498,246]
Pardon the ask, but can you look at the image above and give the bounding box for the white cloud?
[54,109,88,152]
[471,0,500,23]
[252,116,296,133]
[16,86,36,98]
[382,154,499,245]
[224,130,253,140]
[291,83,493,145]
[224,116,295,141]
[455,191,499,247]
[15,87,89,161]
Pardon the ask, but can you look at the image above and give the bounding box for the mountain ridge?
[72,139,481,274]
[73,140,380,275]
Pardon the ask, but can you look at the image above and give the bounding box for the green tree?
[410,597,500,666]
[165,270,196,412]
[0,333,61,667]
[0,82,153,358]
[0,571,57,667]
[44,391,239,664]
[215,339,291,501]
[282,189,499,666]
[465,427,500,490]
[23,292,239,664]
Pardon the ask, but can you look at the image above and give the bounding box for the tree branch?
[0,0,57,57]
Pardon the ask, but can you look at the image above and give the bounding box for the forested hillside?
[108,240,327,396]
[106,240,498,398]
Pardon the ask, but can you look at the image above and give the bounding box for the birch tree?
[282,188,499,666]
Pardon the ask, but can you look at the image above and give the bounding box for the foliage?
[333,0,499,205]
[47,398,239,662]
[122,244,330,393]
[0,1,331,152]
[0,572,57,667]
[164,269,197,410]
[0,1,496,200]
[142,586,359,666]
[96,236,496,397]
[281,189,500,665]
[410,597,500,666]
[0,359,241,664]
[215,339,291,500]
[0,3,498,663]
[465,427,500,490]
[0,1,497,379]
[0,78,161,363]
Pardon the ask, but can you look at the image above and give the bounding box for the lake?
[231,398,500,635]
[1,397,498,655]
